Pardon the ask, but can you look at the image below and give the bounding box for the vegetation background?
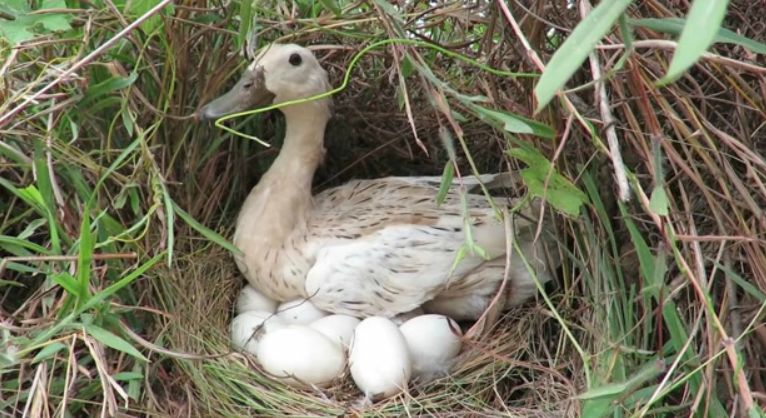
[2,0,766,417]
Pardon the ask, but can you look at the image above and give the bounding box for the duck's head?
[200,43,332,120]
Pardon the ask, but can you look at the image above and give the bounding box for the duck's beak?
[199,65,275,120]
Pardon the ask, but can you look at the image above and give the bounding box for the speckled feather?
[202,44,560,320]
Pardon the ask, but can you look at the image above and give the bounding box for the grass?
[2,0,766,417]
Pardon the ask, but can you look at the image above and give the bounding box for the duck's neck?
[236,101,331,247]
[270,103,330,183]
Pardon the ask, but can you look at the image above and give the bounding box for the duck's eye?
[243,82,253,89]
[288,53,302,66]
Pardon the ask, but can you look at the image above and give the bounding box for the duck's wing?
[391,171,522,193]
[304,179,543,318]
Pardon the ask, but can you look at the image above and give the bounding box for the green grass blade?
[508,146,588,216]
[76,204,94,308]
[657,0,731,85]
[50,272,79,296]
[318,0,341,17]
[631,18,766,55]
[83,324,149,362]
[20,253,165,356]
[0,235,52,255]
[470,104,556,138]
[89,136,142,207]
[534,0,634,112]
[715,263,766,302]
[173,203,242,256]
[436,162,455,207]
[32,342,68,363]
[238,0,253,49]
[79,73,138,107]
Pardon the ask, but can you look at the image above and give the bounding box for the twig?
[581,0,630,201]
[632,178,756,413]
[674,234,764,243]
[597,40,766,74]
[81,332,122,418]
[495,0,633,201]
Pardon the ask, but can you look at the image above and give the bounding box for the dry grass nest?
[3,0,766,417]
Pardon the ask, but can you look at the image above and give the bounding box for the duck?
[199,43,560,322]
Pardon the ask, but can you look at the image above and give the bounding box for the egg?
[230,310,287,355]
[309,314,361,349]
[349,316,411,400]
[276,299,328,325]
[236,284,278,314]
[391,307,425,326]
[399,314,462,378]
[256,325,345,389]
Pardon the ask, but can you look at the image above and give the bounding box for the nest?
[3,0,766,417]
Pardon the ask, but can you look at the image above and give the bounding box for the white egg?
[391,307,425,326]
[276,299,328,325]
[349,316,411,400]
[309,315,361,349]
[399,314,462,378]
[236,284,278,314]
[256,325,345,389]
[230,310,287,355]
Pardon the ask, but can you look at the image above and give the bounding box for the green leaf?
[747,405,766,418]
[0,234,50,255]
[76,205,95,308]
[237,0,253,50]
[508,147,588,216]
[436,162,455,207]
[578,360,665,400]
[648,187,669,216]
[580,398,614,418]
[318,0,341,16]
[3,261,40,274]
[173,203,242,256]
[16,184,45,211]
[22,253,164,352]
[125,0,173,34]
[469,242,490,260]
[80,73,139,107]
[0,0,73,45]
[159,180,175,267]
[630,18,766,55]
[32,342,67,363]
[112,371,144,381]
[51,272,79,295]
[657,0,731,85]
[449,244,469,276]
[126,364,144,401]
[17,218,48,241]
[0,279,25,287]
[472,105,556,138]
[715,263,766,302]
[83,324,148,362]
[373,0,404,23]
[90,137,142,206]
[30,140,62,254]
[534,0,634,112]
[400,57,414,78]
[85,253,163,312]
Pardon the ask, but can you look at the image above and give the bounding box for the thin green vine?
[210,38,539,146]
